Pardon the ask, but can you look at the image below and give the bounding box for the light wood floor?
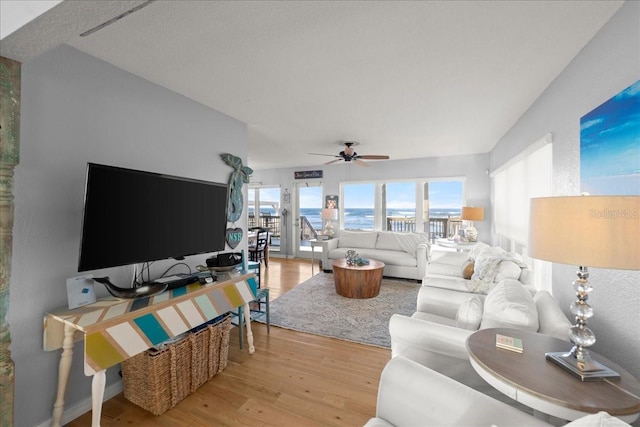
[68,257,391,426]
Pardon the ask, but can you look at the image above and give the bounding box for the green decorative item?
[221,153,253,223]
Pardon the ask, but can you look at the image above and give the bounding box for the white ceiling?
[1,0,623,170]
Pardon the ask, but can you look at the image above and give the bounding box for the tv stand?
[44,272,258,427]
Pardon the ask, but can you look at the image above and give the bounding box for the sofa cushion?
[461,259,475,279]
[455,296,483,330]
[480,279,539,332]
[376,231,403,252]
[338,231,378,249]
[534,291,571,340]
[376,232,429,255]
[412,311,458,327]
[421,277,473,293]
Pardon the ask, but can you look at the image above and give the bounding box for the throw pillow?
[480,279,539,332]
[494,260,522,282]
[461,259,475,280]
[376,231,403,251]
[455,296,483,330]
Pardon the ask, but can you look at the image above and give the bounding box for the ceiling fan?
[310,141,390,167]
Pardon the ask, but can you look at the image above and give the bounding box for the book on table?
[496,334,524,353]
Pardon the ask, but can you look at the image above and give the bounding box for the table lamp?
[529,195,640,380]
[461,206,484,242]
[321,208,338,238]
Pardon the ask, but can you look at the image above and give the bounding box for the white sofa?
[365,357,631,427]
[389,243,572,406]
[320,230,431,281]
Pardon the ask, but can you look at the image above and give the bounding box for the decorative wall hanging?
[294,170,323,179]
[580,79,639,195]
[221,153,253,223]
[225,227,243,249]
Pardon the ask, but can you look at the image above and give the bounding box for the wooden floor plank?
[67,257,391,426]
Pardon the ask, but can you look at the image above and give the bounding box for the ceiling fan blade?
[357,155,390,160]
[354,159,370,167]
[309,152,338,157]
[324,159,342,165]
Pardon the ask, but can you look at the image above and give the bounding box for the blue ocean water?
[300,207,461,231]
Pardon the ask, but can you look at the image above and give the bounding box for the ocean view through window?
[341,179,463,233]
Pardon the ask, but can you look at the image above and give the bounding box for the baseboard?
[36,380,123,427]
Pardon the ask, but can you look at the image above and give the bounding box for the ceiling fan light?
[344,147,354,156]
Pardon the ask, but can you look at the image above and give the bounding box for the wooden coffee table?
[467,327,640,423]
[331,258,385,299]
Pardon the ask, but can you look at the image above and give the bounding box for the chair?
[230,250,270,349]
[248,227,269,267]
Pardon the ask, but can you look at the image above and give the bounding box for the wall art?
[580,80,639,195]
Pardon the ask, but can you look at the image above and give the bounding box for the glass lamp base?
[324,222,335,238]
[464,225,478,242]
[545,351,620,381]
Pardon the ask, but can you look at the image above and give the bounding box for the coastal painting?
[580,80,640,195]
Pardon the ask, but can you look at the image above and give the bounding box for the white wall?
[251,153,491,256]
[10,45,248,427]
[490,0,640,396]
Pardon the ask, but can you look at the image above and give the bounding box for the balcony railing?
[386,216,461,239]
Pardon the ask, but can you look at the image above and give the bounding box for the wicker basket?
[122,314,231,415]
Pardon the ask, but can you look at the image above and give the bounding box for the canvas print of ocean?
[580,80,640,195]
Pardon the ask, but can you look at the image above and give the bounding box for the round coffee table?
[331,258,385,299]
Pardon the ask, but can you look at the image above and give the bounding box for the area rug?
[253,273,420,348]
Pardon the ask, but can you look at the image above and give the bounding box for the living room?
[1,1,638,426]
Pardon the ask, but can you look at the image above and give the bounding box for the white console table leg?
[91,370,106,427]
[243,303,255,354]
[52,324,75,427]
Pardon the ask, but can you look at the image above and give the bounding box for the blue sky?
[343,180,463,209]
[580,80,640,195]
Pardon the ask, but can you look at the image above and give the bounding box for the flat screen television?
[78,163,229,272]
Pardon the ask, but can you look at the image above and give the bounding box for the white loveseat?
[389,243,572,406]
[320,230,431,281]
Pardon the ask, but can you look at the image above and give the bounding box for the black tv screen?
[78,163,229,272]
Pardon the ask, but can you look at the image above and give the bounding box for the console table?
[467,327,640,423]
[44,273,258,427]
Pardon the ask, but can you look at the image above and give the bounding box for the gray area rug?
[254,273,420,348]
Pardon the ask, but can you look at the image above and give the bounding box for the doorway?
[294,183,323,259]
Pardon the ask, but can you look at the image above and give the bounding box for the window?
[341,179,464,234]
[343,183,375,230]
[385,182,417,231]
[492,135,552,291]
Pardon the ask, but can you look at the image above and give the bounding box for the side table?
[466,327,640,423]
[310,239,328,274]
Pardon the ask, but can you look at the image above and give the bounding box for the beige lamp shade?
[529,196,640,270]
[321,208,338,220]
[461,206,484,221]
